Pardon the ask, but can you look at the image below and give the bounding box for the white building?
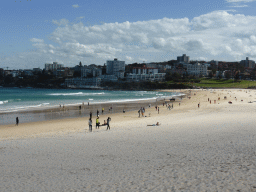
[127,66,165,81]
[126,73,166,82]
[186,62,208,76]
[177,54,190,63]
[99,75,118,82]
[106,58,125,79]
[65,77,101,88]
[240,57,255,68]
[216,71,225,78]
[45,62,64,71]
[132,67,158,75]
[81,65,102,78]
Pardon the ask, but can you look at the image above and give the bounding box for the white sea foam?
[0,100,8,104]
[48,92,105,96]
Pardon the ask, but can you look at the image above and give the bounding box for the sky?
[1,0,256,69]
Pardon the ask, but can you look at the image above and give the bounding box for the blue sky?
[1,0,256,69]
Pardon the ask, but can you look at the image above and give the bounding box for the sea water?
[0,88,181,113]
[0,87,182,125]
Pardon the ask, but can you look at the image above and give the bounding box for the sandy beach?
[1,88,256,191]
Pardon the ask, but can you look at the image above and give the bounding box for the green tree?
[218,71,222,79]
[208,71,213,78]
[234,71,240,81]
[225,72,231,79]
[212,69,216,75]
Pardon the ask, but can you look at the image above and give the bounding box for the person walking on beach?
[138,109,141,117]
[97,109,99,117]
[158,107,159,114]
[96,117,100,129]
[16,117,19,126]
[106,117,111,130]
[88,118,92,132]
[102,108,104,114]
[90,112,92,119]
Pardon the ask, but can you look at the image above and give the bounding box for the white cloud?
[30,38,44,43]
[76,16,85,20]
[4,10,256,69]
[194,57,208,61]
[72,4,79,8]
[229,4,248,7]
[52,19,69,26]
[125,56,133,61]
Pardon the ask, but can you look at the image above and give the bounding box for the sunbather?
[147,122,160,126]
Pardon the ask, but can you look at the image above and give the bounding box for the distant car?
[228,101,232,104]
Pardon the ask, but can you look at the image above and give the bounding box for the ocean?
[0,88,182,125]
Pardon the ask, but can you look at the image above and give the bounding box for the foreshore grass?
[189,79,256,88]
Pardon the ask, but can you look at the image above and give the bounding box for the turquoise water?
[0,88,180,113]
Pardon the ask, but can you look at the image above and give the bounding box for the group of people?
[138,107,146,117]
[155,106,160,114]
[88,116,111,132]
[165,103,174,110]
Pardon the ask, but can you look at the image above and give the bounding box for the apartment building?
[81,64,102,78]
[45,62,64,71]
[126,66,166,82]
[65,77,101,88]
[106,58,125,79]
[177,54,190,63]
[240,57,255,68]
[187,62,208,76]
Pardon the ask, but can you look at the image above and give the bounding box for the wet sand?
[0,98,172,125]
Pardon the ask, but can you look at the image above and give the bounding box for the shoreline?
[0,95,183,126]
[1,88,254,139]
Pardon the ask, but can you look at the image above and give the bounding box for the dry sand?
[1,89,256,191]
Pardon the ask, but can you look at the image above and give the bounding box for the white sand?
[1,89,256,191]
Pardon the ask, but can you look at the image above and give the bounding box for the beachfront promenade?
[1,89,256,191]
